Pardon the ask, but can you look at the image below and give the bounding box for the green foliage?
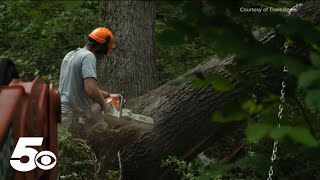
[310,52,320,67]
[0,0,102,85]
[155,40,214,85]
[305,89,320,113]
[298,70,320,88]
[203,141,320,179]
[155,2,215,85]
[58,129,119,179]
[191,74,234,92]
[246,124,318,146]
[161,156,204,180]
[157,0,320,179]
[200,154,269,180]
[3,0,320,179]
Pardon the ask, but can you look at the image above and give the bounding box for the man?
[58,27,118,137]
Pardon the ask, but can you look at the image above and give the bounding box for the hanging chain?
[267,43,289,180]
[266,3,303,178]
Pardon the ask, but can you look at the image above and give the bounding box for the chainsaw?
[105,95,154,125]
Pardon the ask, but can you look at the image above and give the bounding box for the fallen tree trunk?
[80,2,319,179]
[85,56,249,179]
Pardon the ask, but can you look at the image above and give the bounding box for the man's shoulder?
[62,48,96,65]
[80,50,96,66]
[65,48,94,57]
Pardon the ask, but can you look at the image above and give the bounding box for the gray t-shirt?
[58,48,97,114]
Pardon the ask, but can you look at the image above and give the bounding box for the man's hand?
[110,93,121,97]
[100,90,110,99]
[100,89,121,99]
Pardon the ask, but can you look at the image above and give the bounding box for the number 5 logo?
[10,137,57,172]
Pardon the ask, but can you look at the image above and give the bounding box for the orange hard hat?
[88,27,114,53]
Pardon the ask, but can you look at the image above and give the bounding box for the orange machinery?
[0,77,61,180]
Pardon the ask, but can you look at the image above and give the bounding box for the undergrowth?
[58,129,119,180]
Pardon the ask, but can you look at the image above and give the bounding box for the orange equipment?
[106,96,122,110]
[88,27,114,53]
[0,77,61,180]
[105,95,154,124]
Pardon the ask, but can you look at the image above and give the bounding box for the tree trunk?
[99,1,157,99]
[83,1,320,179]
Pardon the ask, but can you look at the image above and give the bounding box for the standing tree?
[99,1,157,98]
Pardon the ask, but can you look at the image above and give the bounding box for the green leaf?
[305,89,320,111]
[288,127,318,147]
[34,69,40,76]
[191,73,234,91]
[242,99,263,115]
[311,43,320,52]
[285,57,309,76]
[310,52,320,67]
[212,97,250,122]
[298,70,320,88]
[191,79,206,88]
[245,124,273,143]
[270,126,291,139]
[212,110,248,122]
[209,74,234,92]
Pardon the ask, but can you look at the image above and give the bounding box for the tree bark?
[83,1,320,179]
[99,1,157,99]
[86,56,248,179]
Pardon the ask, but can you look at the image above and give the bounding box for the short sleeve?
[82,54,97,80]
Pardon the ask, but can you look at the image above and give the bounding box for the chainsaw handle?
[118,94,124,117]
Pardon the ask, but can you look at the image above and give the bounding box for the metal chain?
[267,43,289,180]
[266,4,301,178]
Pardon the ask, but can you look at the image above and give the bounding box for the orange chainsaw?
[105,95,154,124]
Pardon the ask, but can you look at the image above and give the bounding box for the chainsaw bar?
[107,104,154,125]
[122,108,154,124]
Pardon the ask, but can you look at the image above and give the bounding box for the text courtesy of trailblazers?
[10,137,57,172]
[239,7,297,13]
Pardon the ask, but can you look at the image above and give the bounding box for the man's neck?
[84,45,93,52]
[83,45,103,61]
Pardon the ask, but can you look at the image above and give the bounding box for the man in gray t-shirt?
[59,48,98,114]
[58,27,118,136]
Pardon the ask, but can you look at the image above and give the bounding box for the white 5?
[10,137,56,172]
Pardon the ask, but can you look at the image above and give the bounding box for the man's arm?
[100,90,110,99]
[84,77,108,112]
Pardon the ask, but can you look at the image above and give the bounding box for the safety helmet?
[88,27,114,53]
